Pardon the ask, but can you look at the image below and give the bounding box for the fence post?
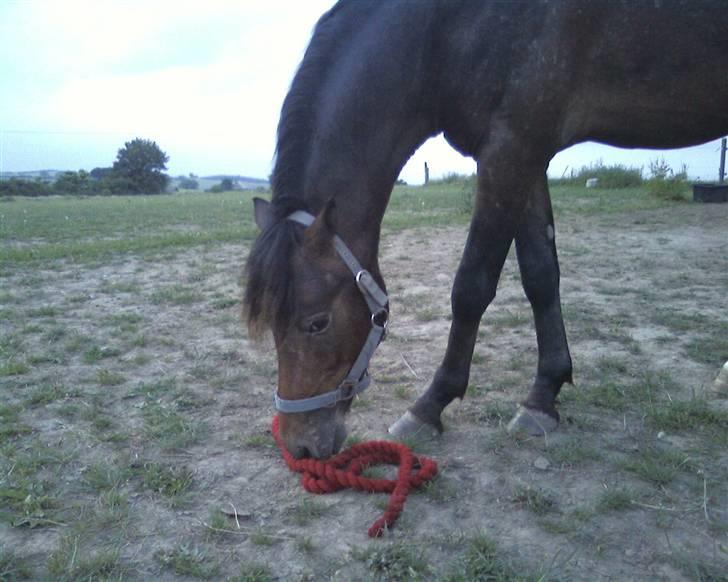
[719,137,726,184]
[424,161,429,185]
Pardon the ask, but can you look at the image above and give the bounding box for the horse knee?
[451,267,496,321]
[521,262,559,309]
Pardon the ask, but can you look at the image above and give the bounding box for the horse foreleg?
[390,136,544,438]
[507,178,573,435]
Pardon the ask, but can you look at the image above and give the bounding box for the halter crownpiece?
[273,210,389,414]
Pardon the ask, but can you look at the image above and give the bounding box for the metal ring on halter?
[371,308,388,329]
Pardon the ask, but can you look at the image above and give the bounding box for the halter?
[273,210,389,414]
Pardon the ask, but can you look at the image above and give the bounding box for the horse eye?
[305,314,331,335]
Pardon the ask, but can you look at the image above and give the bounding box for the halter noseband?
[273,210,389,414]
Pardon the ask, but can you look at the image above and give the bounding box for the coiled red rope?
[271,416,438,537]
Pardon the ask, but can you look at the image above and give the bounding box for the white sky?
[0,0,724,183]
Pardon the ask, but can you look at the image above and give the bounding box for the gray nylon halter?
[273,210,389,414]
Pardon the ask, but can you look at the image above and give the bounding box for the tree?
[112,138,169,194]
[53,170,94,196]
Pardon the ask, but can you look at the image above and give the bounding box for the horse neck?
[273,2,440,268]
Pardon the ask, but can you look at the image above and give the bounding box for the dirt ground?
[1,200,727,580]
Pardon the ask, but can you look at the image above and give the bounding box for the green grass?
[595,487,636,513]
[288,497,329,526]
[511,484,557,516]
[1,183,688,267]
[233,563,274,582]
[47,537,126,582]
[139,462,193,498]
[444,533,527,582]
[620,446,692,487]
[0,548,33,580]
[355,541,430,581]
[156,544,219,579]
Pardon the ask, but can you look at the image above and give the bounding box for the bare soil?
[1,201,727,580]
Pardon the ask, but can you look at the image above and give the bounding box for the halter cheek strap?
[273,210,389,414]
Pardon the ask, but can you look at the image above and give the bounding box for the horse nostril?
[292,445,311,459]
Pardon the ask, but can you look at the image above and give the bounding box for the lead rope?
[271,416,438,537]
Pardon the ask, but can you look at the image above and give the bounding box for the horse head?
[245,197,387,459]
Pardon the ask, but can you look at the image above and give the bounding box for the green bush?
[646,159,689,201]
[0,178,52,197]
[553,161,643,188]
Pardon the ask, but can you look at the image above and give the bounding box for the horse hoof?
[388,411,440,439]
[506,406,559,437]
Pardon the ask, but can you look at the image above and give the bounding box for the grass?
[157,544,219,579]
[0,191,259,265]
[138,462,194,498]
[444,533,527,581]
[355,541,430,581]
[511,484,557,516]
[1,182,726,578]
[0,548,33,580]
[620,446,692,487]
[288,497,329,526]
[595,487,636,513]
[142,401,206,450]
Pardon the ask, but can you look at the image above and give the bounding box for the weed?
[157,544,219,579]
[26,306,58,318]
[620,446,692,487]
[595,487,635,512]
[82,462,130,492]
[243,433,274,449]
[139,462,193,497]
[150,284,203,305]
[0,548,33,580]
[511,484,557,516]
[96,369,125,386]
[646,397,728,434]
[289,497,329,526]
[233,563,274,582]
[393,385,412,399]
[296,536,315,554]
[47,537,125,582]
[357,542,430,581]
[420,476,458,503]
[445,533,526,581]
[0,361,29,377]
[249,530,277,546]
[142,401,205,450]
[212,297,238,310]
[545,438,603,468]
[82,345,120,364]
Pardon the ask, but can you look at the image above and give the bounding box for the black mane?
[243,196,308,337]
[245,1,374,336]
[271,0,374,200]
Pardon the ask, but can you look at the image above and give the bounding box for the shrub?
[646,158,689,201]
[553,161,643,188]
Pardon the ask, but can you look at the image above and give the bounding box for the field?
[1,183,727,580]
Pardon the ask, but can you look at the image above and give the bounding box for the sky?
[0,0,725,184]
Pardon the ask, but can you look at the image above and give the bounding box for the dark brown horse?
[245,0,728,459]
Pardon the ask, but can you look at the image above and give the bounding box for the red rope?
[271,415,438,537]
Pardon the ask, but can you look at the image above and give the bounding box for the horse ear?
[304,198,336,255]
[253,197,274,231]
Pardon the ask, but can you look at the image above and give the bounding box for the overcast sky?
[0,0,724,184]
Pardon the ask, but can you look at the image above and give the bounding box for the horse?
[244,0,728,459]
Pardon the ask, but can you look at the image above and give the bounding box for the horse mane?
[244,196,308,338]
[245,1,374,337]
[272,0,374,199]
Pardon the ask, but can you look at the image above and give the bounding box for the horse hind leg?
[507,178,573,436]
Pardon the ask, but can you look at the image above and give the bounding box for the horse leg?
[506,178,573,435]
[390,135,546,438]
